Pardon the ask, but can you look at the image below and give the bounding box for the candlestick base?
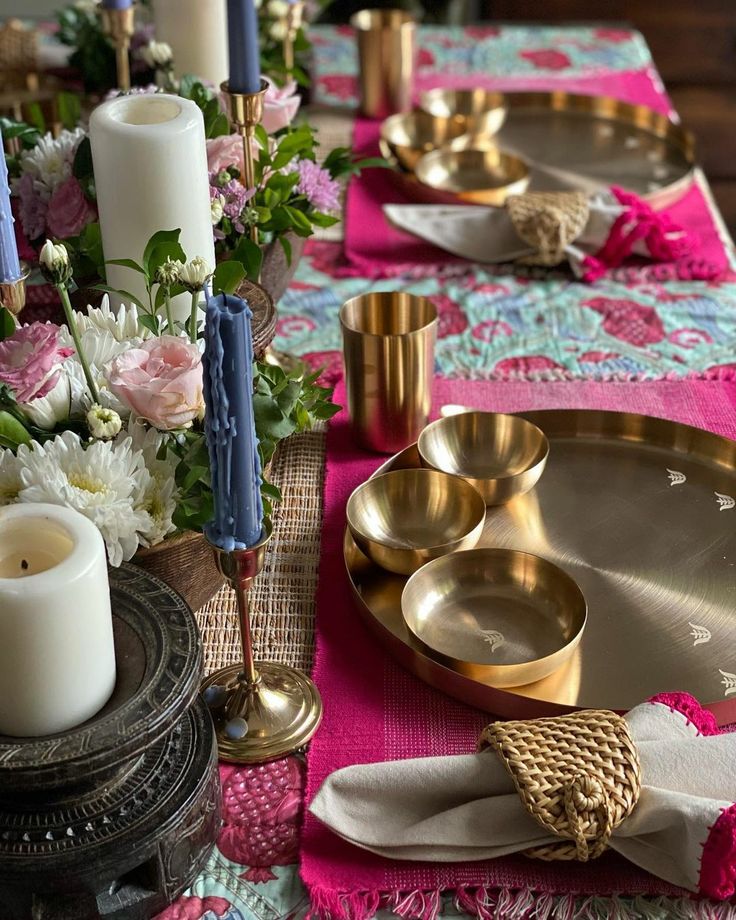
[202,662,322,764]
[0,263,30,318]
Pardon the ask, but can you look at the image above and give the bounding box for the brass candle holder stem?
[99,6,136,92]
[221,79,268,247]
[283,1,305,74]
[202,521,323,763]
[0,262,30,322]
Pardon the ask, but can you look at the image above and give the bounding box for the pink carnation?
[0,322,73,403]
[295,159,340,213]
[46,177,97,240]
[16,173,48,241]
[262,78,301,134]
[106,335,204,430]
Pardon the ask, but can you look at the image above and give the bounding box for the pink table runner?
[301,376,736,918]
[343,71,731,281]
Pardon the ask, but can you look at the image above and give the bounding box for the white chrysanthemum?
[59,324,139,418]
[19,128,85,195]
[16,431,153,566]
[75,295,151,342]
[22,370,73,430]
[139,40,173,69]
[125,420,179,547]
[0,450,21,506]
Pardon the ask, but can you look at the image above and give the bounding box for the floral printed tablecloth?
[160,23,736,920]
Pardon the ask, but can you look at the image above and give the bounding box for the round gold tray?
[344,410,736,723]
[383,91,695,209]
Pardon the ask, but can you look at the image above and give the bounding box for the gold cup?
[350,9,416,119]
[418,411,549,505]
[347,468,486,575]
[340,291,437,454]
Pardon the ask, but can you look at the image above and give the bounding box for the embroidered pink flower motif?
[262,78,301,134]
[46,176,97,240]
[318,74,358,101]
[667,328,713,348]
[417,48,435,69]
[276,315,317,339]
[428,294,468,339]
[472,319,513,342]
[520,49,572,70]
[579,350,620,363]
[336,24,352,36]
[465,25,500,38]
[594,28,633,43]
[584,297,665,347]
[494,355,565,377]
[106,336,204,430]
[154,895,231,920]
[0,322,73,403]
[470,281,510,295]
[217,758,304,882]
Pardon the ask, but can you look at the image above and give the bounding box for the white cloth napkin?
[310,698,736,897]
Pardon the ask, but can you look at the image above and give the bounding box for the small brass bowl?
[414,147,530,206]
[418,411,549,505]
[346,469,486,576]
[379,109,468,173]
[401,548,587,687]
[419,88,507,136]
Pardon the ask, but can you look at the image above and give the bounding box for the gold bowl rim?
[414,146,531,200]
[346,468,487,554]
[418,87,507,119]
[401,546,588,674]
[418,411,550,483]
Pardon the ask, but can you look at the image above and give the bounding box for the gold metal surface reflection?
[401,548,586,686]
[344,410,736,723]
[418,411,549,504]
[346,469,486,575]
[415,147,531,206]
[419,88,508,136]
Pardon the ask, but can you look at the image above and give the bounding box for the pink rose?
[106,336,204,430]
[262,78,301,134]
[0,322,73,403]
[207,133,246,175]
[46,177,97,239]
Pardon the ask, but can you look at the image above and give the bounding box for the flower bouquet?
[0,234,339,610]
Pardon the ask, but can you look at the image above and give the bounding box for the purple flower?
[16,173,47,240]
[295,160,340,214]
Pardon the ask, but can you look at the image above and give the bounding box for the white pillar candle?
[89,94,216,322]
[152,0,229,87]
[0,504,116,737]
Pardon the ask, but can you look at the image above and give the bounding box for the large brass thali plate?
[345,410,736,723]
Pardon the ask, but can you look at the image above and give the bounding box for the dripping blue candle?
[0,127,21,285]
[227,0,261,94]
[101,0,133,8]
[202,292,264,551]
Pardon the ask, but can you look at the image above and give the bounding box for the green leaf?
[282,205,313,236]
[26,102,46,135]
[137,312,161,336]
[93,284,148,313]
[148,241,186,279]
[279,233,292,266]
[142,229,182,277]
[254,125,269,150]
[72,136,94,180]
[212,260,246,296]
[252,393,297,441]
[0,411,31,449]
[309,211,340,228]
[106,258,145,274]
[57,91,81,131]
[0,308,15,342]
[231,236,263,281]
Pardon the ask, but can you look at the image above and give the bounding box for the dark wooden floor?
[484,1,736,234]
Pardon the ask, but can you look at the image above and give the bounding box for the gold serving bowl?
[346,469,486,576]
[419,88,508,136]
[418,411,549,505]
[414,147,530,206]
[401,548,587,687]
[379,109,469,173]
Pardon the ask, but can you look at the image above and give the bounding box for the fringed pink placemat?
[301,376,736,919]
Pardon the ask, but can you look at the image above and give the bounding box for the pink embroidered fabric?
[301,377,736,917]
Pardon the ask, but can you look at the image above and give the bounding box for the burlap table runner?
[196,424,327,674]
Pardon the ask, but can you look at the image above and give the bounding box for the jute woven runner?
[196,424,327,674]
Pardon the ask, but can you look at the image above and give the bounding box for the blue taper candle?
[227,0,261,94]
[0,128,21,285]
[203,292,264,551]
[101,0,133,8]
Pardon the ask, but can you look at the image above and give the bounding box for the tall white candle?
[89,94,216,322]
[152,0,229,87]
[0,504,116,737]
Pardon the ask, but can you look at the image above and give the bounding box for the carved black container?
[0,565,221,920]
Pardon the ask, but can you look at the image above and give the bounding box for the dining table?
[154,21,736,920]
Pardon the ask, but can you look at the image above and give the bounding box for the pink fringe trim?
[699,804,736,901]
[648,692,720,736]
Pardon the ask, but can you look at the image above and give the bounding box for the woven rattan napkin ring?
[506,190,590,267]
[479,710,641,861]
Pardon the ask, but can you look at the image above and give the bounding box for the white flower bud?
[87,404,123,440]
[154,257,181,289]
[178,256,213,292]
[39,240,72,285]
[269,19,288,40]
[211,197,224,225]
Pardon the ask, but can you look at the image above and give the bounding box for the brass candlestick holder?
[283,1,305,74]
[201,521,323,763]
[99,4,136,92]
[0,262,30,321]
[221,79,268,245]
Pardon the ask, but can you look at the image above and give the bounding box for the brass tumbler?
[350,9,416,119]
[340,291,437,454]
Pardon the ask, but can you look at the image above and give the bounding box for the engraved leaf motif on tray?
[715,492,735,511]
[689,623,711,647]
[719,670,736,697]
[666,468,686,486]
